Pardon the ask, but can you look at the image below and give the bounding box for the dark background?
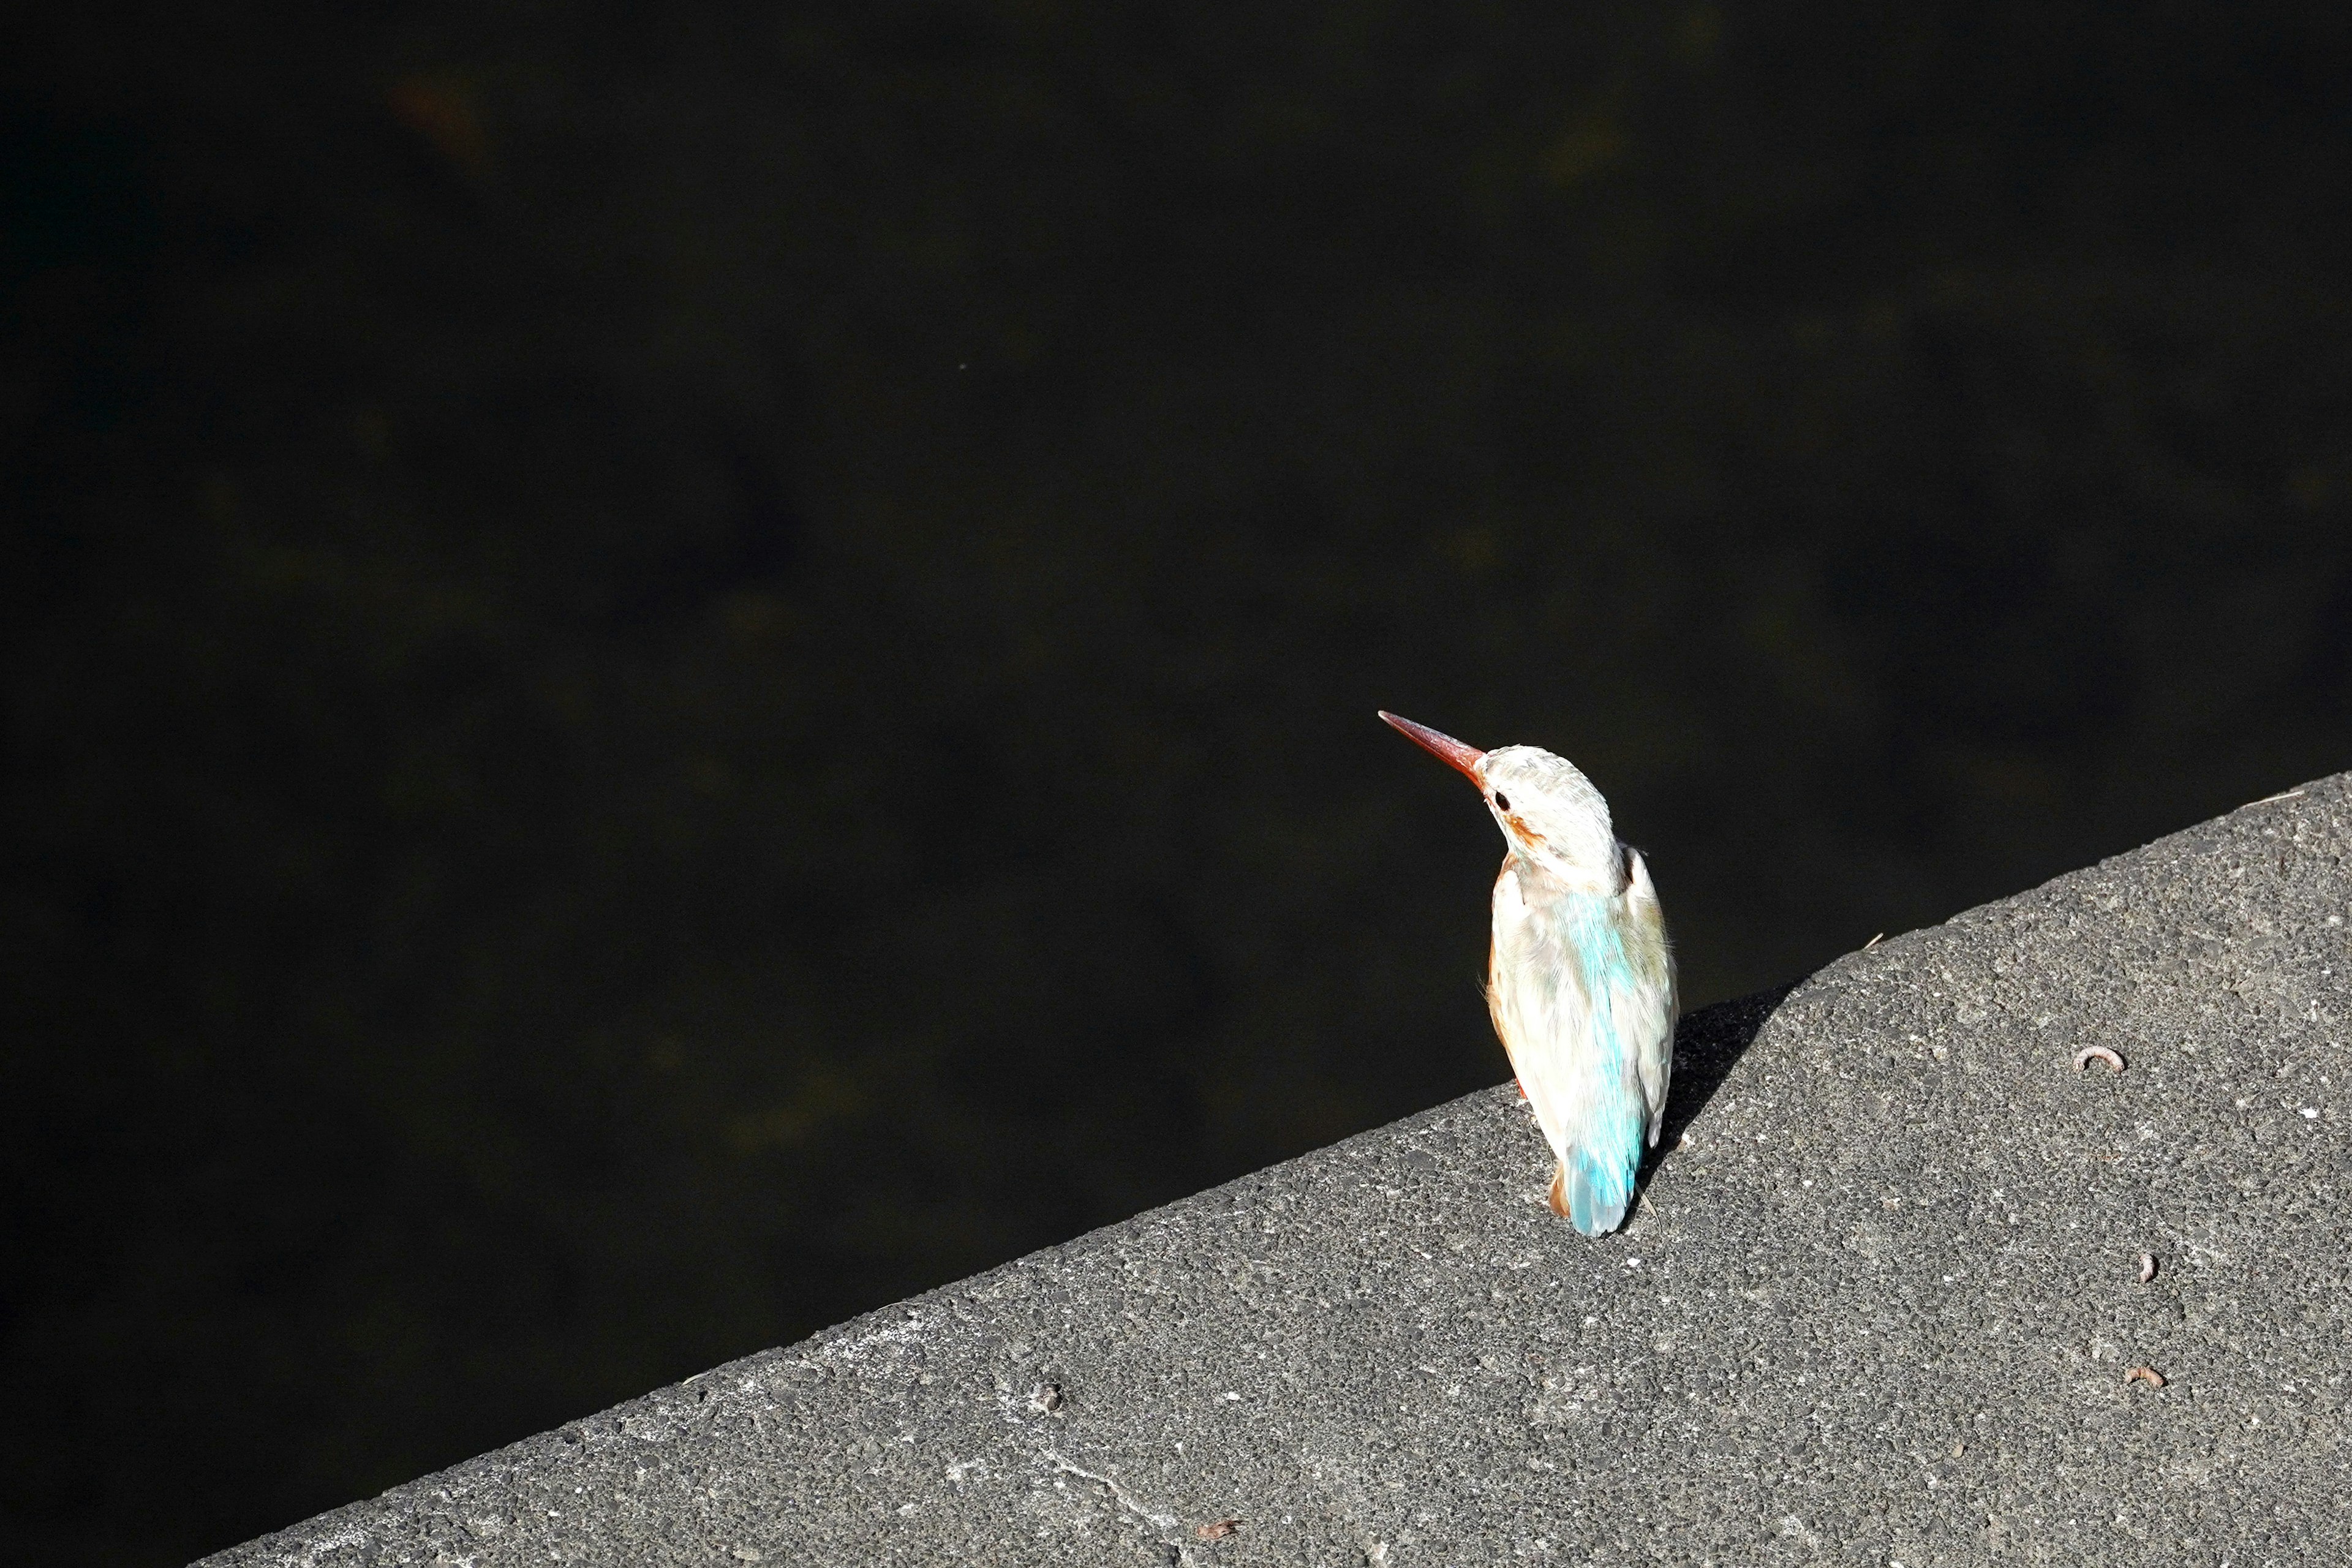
[6,2,2351,1560]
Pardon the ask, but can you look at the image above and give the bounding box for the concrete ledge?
[203,777,2352,1566]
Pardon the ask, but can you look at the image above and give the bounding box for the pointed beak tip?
[1378,710,1486,780]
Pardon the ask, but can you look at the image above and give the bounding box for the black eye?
[1493,792,1510,812]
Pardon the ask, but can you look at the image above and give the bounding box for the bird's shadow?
[1629,976,1807,1220]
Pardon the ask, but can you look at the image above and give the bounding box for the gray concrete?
[203,777,2352,1568]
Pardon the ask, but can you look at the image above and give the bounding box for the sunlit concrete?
[203,775,2352,1566]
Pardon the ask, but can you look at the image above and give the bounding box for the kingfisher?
[1381,712,1675,1235]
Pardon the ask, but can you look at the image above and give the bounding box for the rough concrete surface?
[203,777,2352,1567]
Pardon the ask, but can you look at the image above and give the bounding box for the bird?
[1380,711,1675,1235]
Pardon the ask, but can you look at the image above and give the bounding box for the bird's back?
[1488,848,1675,1234]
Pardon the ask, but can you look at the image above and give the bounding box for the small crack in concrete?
[1042,1449,1197,1564]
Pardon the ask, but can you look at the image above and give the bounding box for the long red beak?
[1378,711,1485,782]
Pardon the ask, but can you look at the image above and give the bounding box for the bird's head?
[1380,711,1621,891]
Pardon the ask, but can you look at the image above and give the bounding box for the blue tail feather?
[1565,1145,1633,1237]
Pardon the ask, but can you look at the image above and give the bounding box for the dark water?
[6,3,2351,1559]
